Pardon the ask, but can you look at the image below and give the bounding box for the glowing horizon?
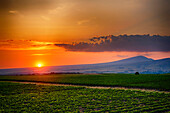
[0,0,169,69]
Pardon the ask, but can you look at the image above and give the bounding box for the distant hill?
[98,56,153,65]
[0,56,170,75]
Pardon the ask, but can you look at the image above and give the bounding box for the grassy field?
[0,82,170,112]
[0,74,170,91]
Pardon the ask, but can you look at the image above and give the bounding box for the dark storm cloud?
[54,35,170,52]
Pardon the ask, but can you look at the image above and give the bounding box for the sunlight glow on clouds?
[0,40,61,50]
[9,10,19,14]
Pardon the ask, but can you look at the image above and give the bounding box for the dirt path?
[2,81,169,93]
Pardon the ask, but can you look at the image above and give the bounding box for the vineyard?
[0,82,170,112]
[0,74,170,90]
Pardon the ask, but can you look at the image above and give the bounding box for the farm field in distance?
[0,73,170,91]
[0,82,170,112]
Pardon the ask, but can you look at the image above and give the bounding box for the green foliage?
[0,74,170,90]
[0,82,170,112]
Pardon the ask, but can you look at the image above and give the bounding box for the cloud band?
[55,35,170,52]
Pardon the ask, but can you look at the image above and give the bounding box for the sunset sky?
[0,0,170,69]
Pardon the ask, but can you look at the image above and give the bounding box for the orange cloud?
[0,40,61,50]
[9,10,19,14]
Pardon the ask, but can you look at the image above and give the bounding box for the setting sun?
[37,63,43,67]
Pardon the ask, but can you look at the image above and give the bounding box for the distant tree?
[135,72,139,75]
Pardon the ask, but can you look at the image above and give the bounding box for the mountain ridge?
[0,56,169,75]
